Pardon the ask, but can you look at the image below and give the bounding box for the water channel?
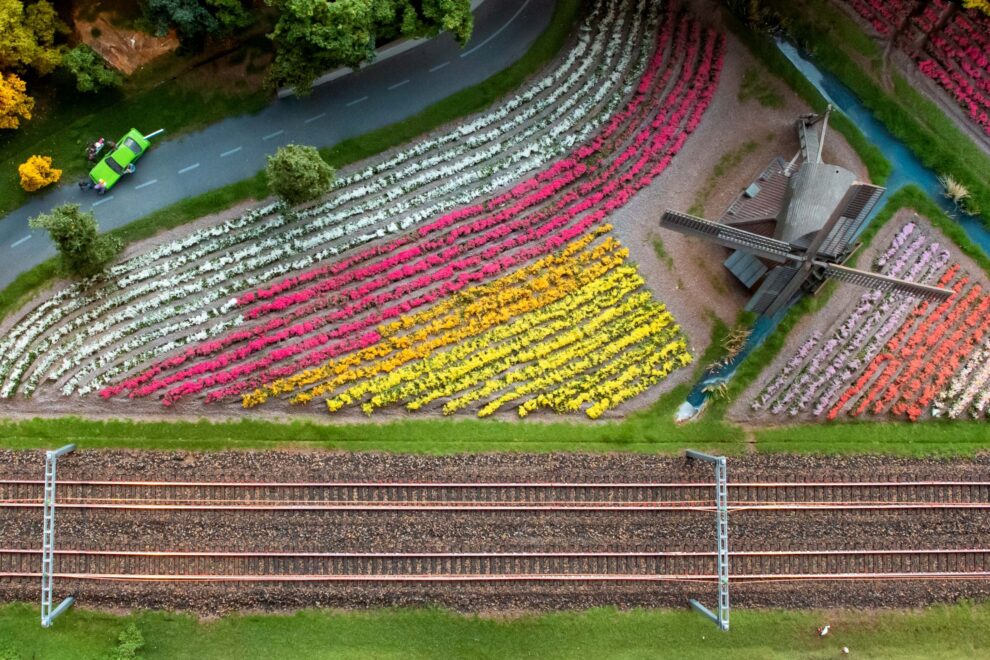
[676,39,990,421]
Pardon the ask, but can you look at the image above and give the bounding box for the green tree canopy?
[144,0,253,48]
[266,144,336,206]
[61,45,122,93]
[0,0,66,75]
[29,204,122,278]
[267,0,472,95]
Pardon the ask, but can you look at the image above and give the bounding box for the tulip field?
[0,0,722,419]
[752,220,990,422]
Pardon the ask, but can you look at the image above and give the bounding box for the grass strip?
[1,602,988,659]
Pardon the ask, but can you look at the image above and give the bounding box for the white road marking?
[11,235,31,248]
[461,0,532,58]
[388,79,410,90]
[429,61,450,73]
[346,96,369,107]
[135,179,158,190]
[178,163,200,174]
[304,113,327,124]
[92,195,115,207]
[220,146,243,158]
[262,130,285,141]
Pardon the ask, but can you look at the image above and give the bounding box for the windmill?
[659,108,952,317]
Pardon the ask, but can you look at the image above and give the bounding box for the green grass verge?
[767,0,990,223]
[721,7,892,185]
[2,602,988,659]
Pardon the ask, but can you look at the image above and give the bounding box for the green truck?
[85,128,164,193]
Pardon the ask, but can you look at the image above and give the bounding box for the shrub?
[0,72,34,129]
[62,44,122,93]
[18,155,61,191]
[265,143,335,206]
[29,204,122,278]
[107,623,145,660]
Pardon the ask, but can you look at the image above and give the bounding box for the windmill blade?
[746,265,807,316]
[660,210,793,263]
[815,184,886,260]
[819,262,953,300]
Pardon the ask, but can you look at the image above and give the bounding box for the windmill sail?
[660,210,793,263]
[815,184,885,260]
[745,265,805,315]
[818,263,954,300]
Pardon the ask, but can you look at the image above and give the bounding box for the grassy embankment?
[1,602,987,659]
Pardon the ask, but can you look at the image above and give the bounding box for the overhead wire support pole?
[41,444,76,628]
[685,449,730,631]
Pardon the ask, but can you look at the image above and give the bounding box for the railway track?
[1,548,988,583]
[1,480,988,511]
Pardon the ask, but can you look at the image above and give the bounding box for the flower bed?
[0,0,721,420]
[752,220,990,422]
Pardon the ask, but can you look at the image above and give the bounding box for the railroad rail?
[1,548,987,583]
[0,480,987,511]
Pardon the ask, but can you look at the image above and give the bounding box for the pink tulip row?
[102,24,725,406]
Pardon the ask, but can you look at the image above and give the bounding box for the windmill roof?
[775,162,858,247]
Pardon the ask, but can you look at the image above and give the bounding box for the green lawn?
[1,602,987,659]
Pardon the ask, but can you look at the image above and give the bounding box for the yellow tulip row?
[471,306,681,418]
[241,225,618,408]
[389,278,650,414]
[327,258,635,414]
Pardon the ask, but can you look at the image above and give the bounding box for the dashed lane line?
[10,235,31,248]
[178,163,200,174]
[388,79,410,90]
[461,0,532,58]
[134,179,159,190]
[262,130,285,141]
[220,147,243,158]
[429,61,450,73]
[92,195,115,207]
[346,96,369,107]
[304,113,327,124]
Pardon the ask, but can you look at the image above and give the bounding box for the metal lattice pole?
[41,444,75,628]
[686,449,730,631]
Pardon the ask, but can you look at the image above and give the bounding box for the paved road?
[0,0,555,288]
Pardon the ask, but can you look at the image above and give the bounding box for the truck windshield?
[122,138,143,156]
[104,157,123,174]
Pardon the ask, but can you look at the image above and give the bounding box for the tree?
[0,72,34,129]
[266,144,335,206]
[144,0,253,48]
[18,155,61,191]
[29,204,122,278]
[61,45,122,93]
[0,0,66,75]
[108,623,145,660]
[267,0,472,95]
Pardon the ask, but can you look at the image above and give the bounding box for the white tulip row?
[0,0,663,398]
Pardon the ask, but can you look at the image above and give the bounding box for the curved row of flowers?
[753,220,990,421]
